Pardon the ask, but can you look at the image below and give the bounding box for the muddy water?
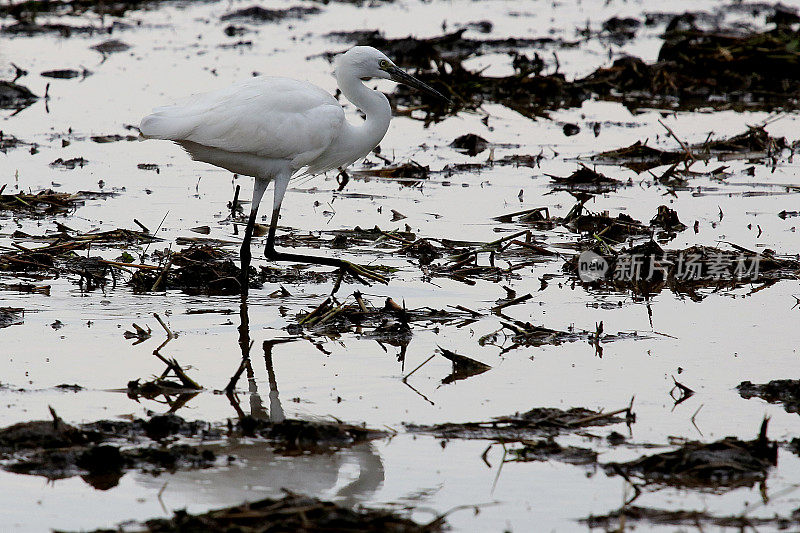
[2,0,800,531]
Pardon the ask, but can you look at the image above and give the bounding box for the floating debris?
[41,68,90,79]
[438,346,491,384]
[408,404,634,440]
[290,292,470,337]
[565,239,799,299]
[548,165,619,192]
[649,205,687,232]
[0,409,386,488]
[0,80,38,109]
[508,438,598,466]
[49,157,88,169]
[220,5,320,23]
[591,125,789,172]
[0,131,28,152]
[590,141,686,172]
[91,39,131,54]
[352,160,429,182]
[131,244,250,295]
[738,380,800,414]
[605,419,776,488]
[104,490,443,533]
[0,307,23,328]
[450,133,489,156]
[92,134,137,143]
[0,189,114,215]
[583,505,800,530]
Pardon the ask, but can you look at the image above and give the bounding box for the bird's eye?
[379,60,389,69]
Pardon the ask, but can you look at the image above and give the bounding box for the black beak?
[386,65,451,104]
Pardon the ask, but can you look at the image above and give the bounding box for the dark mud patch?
[92,133,138,143]
[407,405,634,440]
[220,5,320,23]
[0,411,385,487]
[450,133,488,156]
[50,156,88,169]
[237,416,385,455]
[0,412,216,488]
[738,380,800,414]
[0,0,171,20]
[84,490,443,533]
[326,28,560,67]
[583,505,800,530]
[0,131,30,152]
[0,306,24,328]
[605,420,776,489]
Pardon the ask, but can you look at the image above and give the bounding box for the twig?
[403,353,436,381]
[153,313,174,339]
[151,255,174,291]
[143,211,169,258]
[491,293,533,312]
[133,218,149,233]
[567,399,634,427]
[658,119,696,162]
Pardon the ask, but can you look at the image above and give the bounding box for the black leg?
[239,177,269,298]
[264,207,387,284]
[239,207,258,296]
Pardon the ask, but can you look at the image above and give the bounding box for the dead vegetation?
[324,5,800,122]
[0,408,385,488]
[1,223,157,290]
[0,188,114,215]
[130,244,250,295]
[407,403,635,441]
[564,238,799,300]
[738,380,800,414]
[508,438,598,466]
[605,419,777,489]
[0,80,38,109]
[583,505,800,530]
[0,409,219,488]
[96,490,444,533]
[0,307,23,328]
[591,124,790,172]
[220,5,321,23]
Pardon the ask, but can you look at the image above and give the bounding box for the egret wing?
[140,77,344,167]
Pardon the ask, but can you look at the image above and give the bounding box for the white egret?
[140,46,448,294]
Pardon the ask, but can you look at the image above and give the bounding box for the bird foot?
[264,248,388,286]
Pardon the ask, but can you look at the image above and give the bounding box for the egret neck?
[334,62,392,160]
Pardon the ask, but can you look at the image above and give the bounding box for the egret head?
[336,46,450,103]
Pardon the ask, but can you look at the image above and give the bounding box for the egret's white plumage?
[140,77,344,169]
[140,46,447,294]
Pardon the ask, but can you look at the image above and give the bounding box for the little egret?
[140,46,448,294]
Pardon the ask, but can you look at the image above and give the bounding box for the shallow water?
[2,0,800,531]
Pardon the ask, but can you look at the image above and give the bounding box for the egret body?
[140,46,447,294]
